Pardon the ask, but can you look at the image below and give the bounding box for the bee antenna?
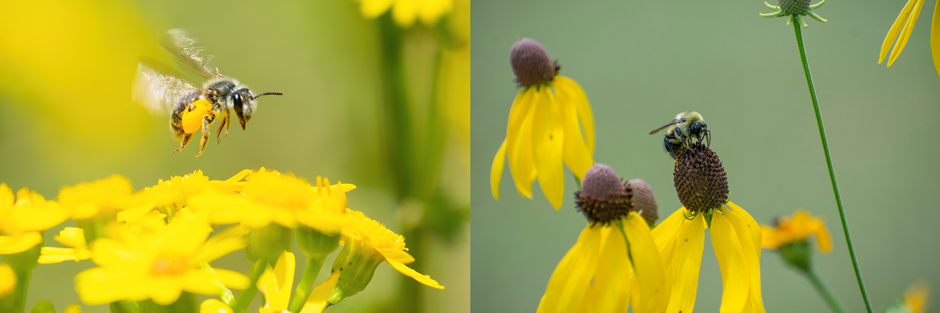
[252,92,283,100]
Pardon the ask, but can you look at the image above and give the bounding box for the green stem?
[805,268,849,313]
[397,226,424,313]
[229,260,267,313]
[378,14,415,199]
[287,255,327,313]
[418,48,447,199]
[791,16,873,313]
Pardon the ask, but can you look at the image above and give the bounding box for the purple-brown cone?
[674,143,729,213]
[576,164,631,225]
[626,179,658,226]
[510,38,557,87]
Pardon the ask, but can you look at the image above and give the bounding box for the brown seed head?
[626,179,658,226]
[510,38,557,87]
[778,0,811,15]
[674,143,729,213]
[576,164,632,225]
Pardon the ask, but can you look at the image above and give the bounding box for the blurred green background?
[0,1,468,312]
[472,0,939,312]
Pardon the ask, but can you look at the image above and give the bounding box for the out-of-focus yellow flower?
[75,209,249,305]
[879,0,940,77]
[326,209,442,304]
[904,281,930,313]
[257,251,295,313]
[0,184,68,254]
[300,270,340,313]
[38,227,91,264]
[760,210,831,253]
[64,303,81,313]
[491,38,595,210]
[57,175,134,220]
[654,204,765,313]
[0,263,14,297]
[200,299,233,313]
[357,0,454,27]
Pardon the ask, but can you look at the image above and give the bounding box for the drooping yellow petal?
[38,246,91,264]
[622,213,669,313]
[664,212,705,313]
[727,202,761,256]
[0,231,42,255]
[386,259,444,289]
[300,270,340,313]
[537,225,602,313]
[257,251,295,312]
[587,226,629,313]
[889,0,928,67]
[553,76,594,153]
[813,220,832,253]
[721,206,766,313]
[506,89,538,198]
[200,299,232,313]
[652,209,686,268]
[882,0,919,64]
[932,0,940,77]
[710,210,751,313]
[554,79,593,180]
[491,139,508,199]
[377,247,415,264]
[531,87,565,209]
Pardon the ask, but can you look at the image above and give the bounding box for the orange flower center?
[151,256,189,276]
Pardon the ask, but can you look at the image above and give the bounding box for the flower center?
[673,143,729,212]
[778,0,810,15]
[576,164,634,225]
[151,255,189,276]
[510,38,557,87]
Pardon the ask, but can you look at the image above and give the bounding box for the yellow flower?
[200,299,232,313]
[760,210,831,253]
[326,209,442,304]
[257,251,296,313]
[879,0,940,77]
[653,204,765,313]
[38,227,92,264]
[57,175,134,220]
[903,281,930,313]
[0,184,68,254]
[539,164,667,313]
[357,0,454,27]
[64,303,81,313]
[0,263,14,297]
[75,210,249,305]
[491,38,595,210]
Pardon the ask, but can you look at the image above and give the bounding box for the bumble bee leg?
[675,127,690,147]
[224,110,231,136]
[195,115,212,159]
[174,133,194,153]
[705,130,711,147]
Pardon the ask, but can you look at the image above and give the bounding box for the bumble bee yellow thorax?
[181,99,214,134]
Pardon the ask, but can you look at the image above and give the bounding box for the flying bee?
[648,111,710,159]
[132,28,282,159]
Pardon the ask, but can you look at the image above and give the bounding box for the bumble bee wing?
[649,118,685,135]
[161,28,221,79]
[132,56,199,115]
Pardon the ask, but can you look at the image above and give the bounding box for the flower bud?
[296,226,340,258]
[625,179,658,226]
[245,224,293,265]
[779,0,810,15]
[326,242,384,305]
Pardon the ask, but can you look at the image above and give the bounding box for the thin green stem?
[287,255,328,313]
[805,268,849,313]
[378,14,415,199]
[418,48,447,199]
[229,260,267,313]
[791,16,873,313]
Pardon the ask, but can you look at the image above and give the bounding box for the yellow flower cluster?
[0,168,441,312]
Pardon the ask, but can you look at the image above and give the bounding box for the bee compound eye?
[232,93,243,108]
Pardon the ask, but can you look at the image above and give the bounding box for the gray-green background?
[472,1,939,312]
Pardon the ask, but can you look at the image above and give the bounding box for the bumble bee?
[648,111,710,159]
[132,29,282,159]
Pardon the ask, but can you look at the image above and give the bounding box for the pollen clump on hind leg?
[181,99,214,134]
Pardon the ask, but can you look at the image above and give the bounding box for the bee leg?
[215,115,227,144]
[174,133,194,153]
[705,130,711,147]
[195,115,212,159]
[675,127,690,147]
[224,110,231,136]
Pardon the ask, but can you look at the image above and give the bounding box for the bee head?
[232,89,282,130]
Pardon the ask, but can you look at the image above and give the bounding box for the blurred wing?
[649,119,684,135]
[162,28,221,78]
[132,56,199,115]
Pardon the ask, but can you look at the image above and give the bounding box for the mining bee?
[649,111,710,159]
[132,29,282,159]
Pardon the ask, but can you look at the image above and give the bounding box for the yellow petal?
[76,268,149,304]
[377,247,415,264]
[904,281,930,313]
[386,258,444,289]
[889,0,928,67]
[54,227,87,248]
[710,210,750,313]
[537,225,601,313]
[149,277,184,305]
[212,268,250,290]
[587,226,629,313]
[664,212,705,313]
[38,246,91,264]
[200,299,232,313]
[622,213,669,313]
[361,0,392,18]
[554,79,593,180]
[64,303,81,313]
[0,263,14,297]
[932,0,940,77]
[813,220,832,253]
[507,89,538,198]
[652,208,686,267]
[727,202,762,256]
[721,207,766,312]
[392,0,417,27]
[532,87,565,209]
[759,225,781,249]
[491,139,508,199]
[300,270,340,313]
[0,231,42,255]
[554,76,594,153]
[882,0,919,64]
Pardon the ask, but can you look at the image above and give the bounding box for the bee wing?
[132,56,199,115]
[649,118,685,135]
[161,28,221,79]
